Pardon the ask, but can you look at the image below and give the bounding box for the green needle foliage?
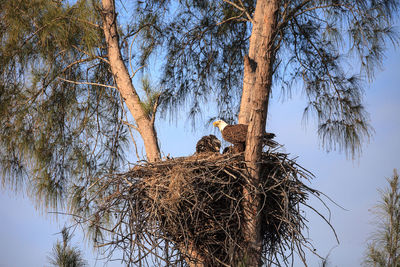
[47,227,87,267]
[134,0,254,122]
[0,0,129,211]
[140,76,161,120]
[364,169,400,267]
[135,0,398,157]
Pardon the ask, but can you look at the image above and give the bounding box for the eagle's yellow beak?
[213,121,219,127]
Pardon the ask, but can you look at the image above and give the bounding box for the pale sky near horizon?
[1,37,400,267]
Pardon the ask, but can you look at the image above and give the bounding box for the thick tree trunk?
[239,0,280,266]
[101,0,161,162]
[239,0,279,125]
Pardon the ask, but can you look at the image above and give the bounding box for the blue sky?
[1,29,400,267]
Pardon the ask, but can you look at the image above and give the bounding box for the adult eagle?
[213,120,278,152]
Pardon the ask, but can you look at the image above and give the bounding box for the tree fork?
[239,0,280,265]
[101,0,161,162]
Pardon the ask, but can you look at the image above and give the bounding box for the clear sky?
[1,37,399,267]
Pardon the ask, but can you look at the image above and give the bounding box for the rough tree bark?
[101,0,161,162]
[239,0,280,266]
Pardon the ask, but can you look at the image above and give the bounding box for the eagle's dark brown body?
[221,124,277,152]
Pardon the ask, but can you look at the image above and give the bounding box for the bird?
[213,119,278,153]
[195,135,221,154]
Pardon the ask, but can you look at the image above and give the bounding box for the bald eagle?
[213,120,277,152]
[196,135,221,153]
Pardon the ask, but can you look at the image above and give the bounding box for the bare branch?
[60,57,97,73]
[121,120,139,132]
[222,0,254,24]
[57,77,117,89]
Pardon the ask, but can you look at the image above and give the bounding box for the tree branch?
[72,45,110,64]
[61,57,97,73]
[150,93,161,126]
[222,0,254,24]
[58,77,117,89]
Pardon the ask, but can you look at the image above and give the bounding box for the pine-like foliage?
[47,227,87,267]
[136,0,398,157]
[0,0,128,210]
[364,169,400,267]
[132,0,255,122]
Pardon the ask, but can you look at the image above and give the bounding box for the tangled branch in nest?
[83,151,330,266]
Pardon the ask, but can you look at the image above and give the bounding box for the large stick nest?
[87,151,323,266]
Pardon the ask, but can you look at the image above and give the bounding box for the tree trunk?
[239,0,280,266]
[101,0,161,162]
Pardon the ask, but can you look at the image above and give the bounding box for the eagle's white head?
[213,120,228,132]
